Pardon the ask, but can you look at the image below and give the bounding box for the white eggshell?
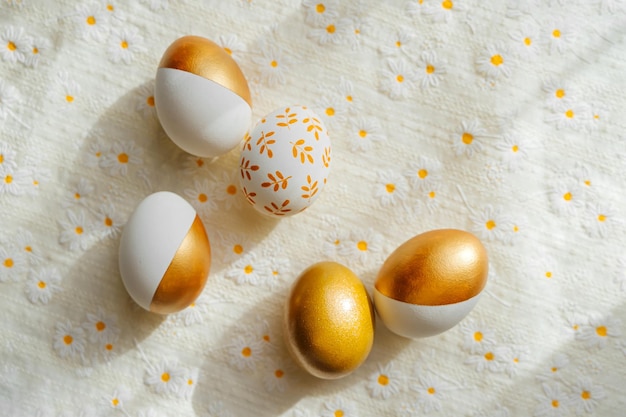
[373,288,482,338]
[155,67,252,158]
[239,105,331,217]
[118,191,196,310]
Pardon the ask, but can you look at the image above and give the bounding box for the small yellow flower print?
[261,171,292,192]
[290,139,314,164]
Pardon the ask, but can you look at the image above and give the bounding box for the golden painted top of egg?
[284,262,374,379]
[375,229,488,306]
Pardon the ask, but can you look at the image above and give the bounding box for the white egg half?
[118,191,211,314]
[238,105,331,217]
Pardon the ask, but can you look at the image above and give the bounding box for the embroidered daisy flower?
[412,372,452,413]
[225,252,271,286]
[172,293,211,326]
[56,71,81,108]
[181,154,212,177]
[546,18,576,55]
[585,101,609,131]
[74,3,110,41]
[375,169,409,208]
[367,362,403,400]
[217,231,254,263]
[14,229,44,265]
[308,20,349,45]
[380,30,416,56]
[452,120,489,158]
[531,253,559,282]
[416,50,447,88]
[459,319,497,354]
[476,43,514,81]
[508,22,542,60]
[253,41,291,87]
[108,26,144,64]
[102,0,125,21]
[262,358,294,393]
[58,209,91,251]
[422,187,442,213]
[0,142,17,170]
[228,333,265,371]
[406,0,426,18]
[135,81,156,119]
[542,78,574,109]
[177,367,200,399]
[546,99,589,130]
[321,397,358,417]
[24,36,52,68]
[349,117,386,152]
[25,267,62,305]
[104,386,132,411]
[338,76,357,111]
[0,79,19,121]
[314,95,347,126]
[563,310,586,337]
[62,178,94,209]
[534,382,570,417]
[0,164,29,196]
[99,335,119,362]
[218,33,245,60]
[212,171,242,210]
[145,360,187,395]
[583,202,616,238]
[405,156,442,191]
[470,204,511,243]
[569,163,593,189]
[576,313,621,349]
[54,320,86,359]
[100,140,143,176]
[568,377,606,414]
[380,58,417,99]
[498,345,528,377]
[496,133,529,169]
[94,201,123,238]
[266,256,291,290]
[184,178,218,215]
[0,26,28,63]
[303,0,340,26]
[549,180,584,215]
[423,0,467,23]
[464,344,504,373]
[536,353,569,381]
[0,244,27,283]
[83,308,120,343]
[321,227,349,259]
[340,228,384,265]
[344,15,370,51]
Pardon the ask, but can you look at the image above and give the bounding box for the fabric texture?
[1,0,625,416]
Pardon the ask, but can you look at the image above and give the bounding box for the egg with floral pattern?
[238,105,331,217]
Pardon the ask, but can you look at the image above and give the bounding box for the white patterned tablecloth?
[1,1,626,416]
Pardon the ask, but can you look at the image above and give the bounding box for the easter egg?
[284,261,375,379]
[155,35,252,158]
[118,191,211,314]
[239,105,331,217]
[374,229,488,339]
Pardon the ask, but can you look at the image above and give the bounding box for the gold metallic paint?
[375,229,488,306]
[158,35,252,107]
[284,262,375,380]
[150,215,211,314]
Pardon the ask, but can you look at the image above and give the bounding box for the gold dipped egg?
[374,229,488,338]
[284,262,375,379]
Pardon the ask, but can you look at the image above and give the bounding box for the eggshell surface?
[284,261,375,379]
[118,191,211,314]
[239,105,331,217]
[155,35,252,158]
[374,229,488,338]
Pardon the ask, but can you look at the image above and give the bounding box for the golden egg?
[284,261,375,379]
[374,229,488,338]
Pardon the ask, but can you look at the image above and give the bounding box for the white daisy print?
[308,20,349,45]
[367,362,403,400]
[406,0,426,18]
[104,386,132,411]
[464,344,504,373]
[412,372,452,413]
[172,293,210,326]
[375,169,409,208]
[321,397,358,417]
[583,202,616,238]
[546,18,576,55]
[542,78,574,109]
[0,79,20,122]
[83,135,109,167]
[498,345,528,377]
[416,50,447,88]
[459,319,497,354]
[314,95,347,126]
[0,244,27,283]
[509,22,542,60]
[25,267,62,305]
[405,156,442,191]
[546,99,589,130]
[100,140,143,176]
[536,353,569,381]
[99,335,119,362]
[585,101,609,132]
[14,229,44,265]
[549,180,584,215]
[338,76,357,110]
[422,187,442,213]
[58,209,91,251]
[303,0,340,26]
[182,154,212,177]
[178,367,200,399]
[563,311,586,337]
[452,120,489,158]
[380,58,417,99]
[94,201,123,238]
[0,142,17,169]
[216,231,254,262]
[380,30,416,57]
[569,377,606,414]
[470,204,511,243]
[24,36,52,68]
[184,178,218,215]
[576,313,621,349]
[54,320,86,359]
[228,333,265,371]
[108,26,144,64]
[74,3,110,41]
[253,41,291,87]
[262,358,293,393]
[0,26,28,63]
[83,308,120,343]
[218,33,245,59]
[63,178,94,209]
[321,227,349,259]
[349,117,386,152]
[213,170,242,210]
[569,163,593,189]
[0,165,28,196]
[476,43,514,81]
[531,253,559,282]
[534,383,569,417]
[339,228,384,265]
[423,0,467,23]
[267,256,291,290]
[496,133,529,169]
[102,0,125,21]
[224,252,271,286]
[56,71,81,108]
[135,81,156,119]
[144,360,186,396]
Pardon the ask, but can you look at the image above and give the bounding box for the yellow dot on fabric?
[513,357,519,363]
[484,352,494,361]
[418,169,428,179]
[395,41,402,48]
[223,47,233,56]
[105,343,113,351]
[198,193,208,203]
[512,145,519,153]
[490,54,504,66]
[233,244,243,254]
[462,132,474,145]
[524,37,532,46]
[96,321,106,331]
[263,334,270,342]
[596,326,607,337]
[161,373,170,382]
[563,192,572,201]
[107,4,114,11]
[120,40,128,49]
[38,281,46,289]
[594,114,600,120]
[244,265,253,274]
[581,390,591,400]
[112,398,119,407]
[275,369,285,378]
[428,387,436,395]
[377,374,389,385]
[326,107,335,117]
[63,335,73,345]
[513,225,519,232]
[584,180,591,186]
[66,95,74,103]
[551,367,557,372]
[241,347,252,357]
[7,41,16,51]
[326,24,336,34]
[442,0,453,9]
[565,109,574,118]
[573,324,579,330]
[545,271,552,278]
[3,258,13,268]
[117,153,129,164]
[105,217,113,227]
[316,3,325,13]
[227,184,237,195]
[474,331,483,342]
[146,96,155,107]
[556,89,565,98]
[75,226,83,235]
[4,175,12,184]
[270,60,278,68]
[357,241,368,251]
[25,246,32,252]
[0,154,4,163]
[485,220,496,230]
[334,239,340,245]
[86,16,96,25]
[426,64,435,74]
[195,158,204,167]
[33,47,39,54]
[598,214,606,222]
[346,95,353,102]
[552,29,561,38]
[385,183,395,193]
[552,400,559,408]
[334,411,344,417]
[396,74,404,83]
[74,193,81,200]
[428,191,436,199]
[359,130,367,138]
[187,379,193,385]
